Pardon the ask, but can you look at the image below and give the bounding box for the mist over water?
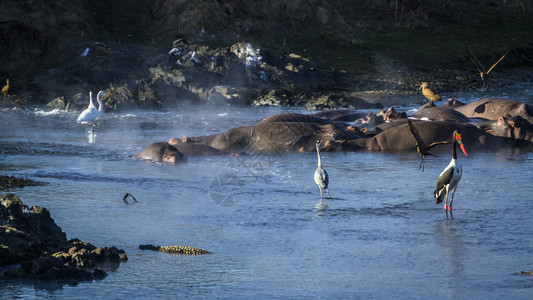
[1,90,533,298]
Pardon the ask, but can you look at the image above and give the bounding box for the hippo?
[377,107,407,121]
[354,112,384,126]
[374,119,410,131]
[257,112,336,125]
[135,142,187,164]
[168,137,225,155]
[178,116,364,155]
[251,121,363,153]
[345,121,512,152]
[180,126,253,153]
[477,115,533,144]
[453,98,533,120]
[441,98,465,109]
[311,110,368,122]
[410,106,471,123]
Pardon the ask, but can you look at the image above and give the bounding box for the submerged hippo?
[442,98,465,109]
[180,126,253,154]
[345,121,511,152]
[178,116,365,154]
[251,121,363,153]
[311,110,368,122]
[410,106,471,123]
[257,112,336,125]
[135,142,187,164]
[377,107,407,121]
[168,137,225,155]
[453,98,533,120]
[477,115,533,144]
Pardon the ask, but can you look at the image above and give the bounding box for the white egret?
[314,140,330,207]
[77,91,104,133]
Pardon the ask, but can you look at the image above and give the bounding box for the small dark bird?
[407,119,451,171]
[420,82,442,102]
[465,46,508,81]
[434,130,468,219]
[1,79,9,98]
[123,192,138,205]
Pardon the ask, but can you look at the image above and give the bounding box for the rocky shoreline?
[0,194,127,284]
[2,39,532,114]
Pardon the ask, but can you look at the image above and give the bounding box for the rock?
[47,95,83,111]
[0,194,127,284]
[304,92,382,110]
[0,175,44,190]
[207,85,252,105]
[252,90,290,106]
[0,193,23,209]
[104,83,136,110]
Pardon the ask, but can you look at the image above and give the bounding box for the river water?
[1,87,532,298]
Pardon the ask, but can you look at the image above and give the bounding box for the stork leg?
[449,187,457,219]
[318,186,323,202]
[444,189,450,219]
[326,187,330,199]
[419,154,426,172]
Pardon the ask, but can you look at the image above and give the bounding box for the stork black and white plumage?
[407,119,451,171]
[314,140,330,205]
[434,130,468,219]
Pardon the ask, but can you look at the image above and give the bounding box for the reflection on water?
[1,93,533,298]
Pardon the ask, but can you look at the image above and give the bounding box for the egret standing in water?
[95,90,104,124]
[314,140,330,207]
[77,91,104,134]
[434,130,468,219]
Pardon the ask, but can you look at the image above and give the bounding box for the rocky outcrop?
[30,38,378,111]
[139,244,210,255]
[0,175,45,190]
[0,194,127,283]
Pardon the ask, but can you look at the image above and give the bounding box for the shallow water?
[1,90,533,298]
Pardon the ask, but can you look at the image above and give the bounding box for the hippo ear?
[497,116,505,124]
[508,120,515,128]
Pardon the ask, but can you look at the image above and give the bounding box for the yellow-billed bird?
[434,130,468,219]
[420,82,441,102]
[465,46,508,81]
[1,79,9,98]
[407,119,451,171]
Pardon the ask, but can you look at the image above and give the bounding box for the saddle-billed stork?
[434,130,468,219]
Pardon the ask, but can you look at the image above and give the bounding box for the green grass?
[223,4,533,75]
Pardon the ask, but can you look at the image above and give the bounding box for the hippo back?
[454,98,533,120]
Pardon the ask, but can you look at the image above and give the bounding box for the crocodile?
[139,244,210,255]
